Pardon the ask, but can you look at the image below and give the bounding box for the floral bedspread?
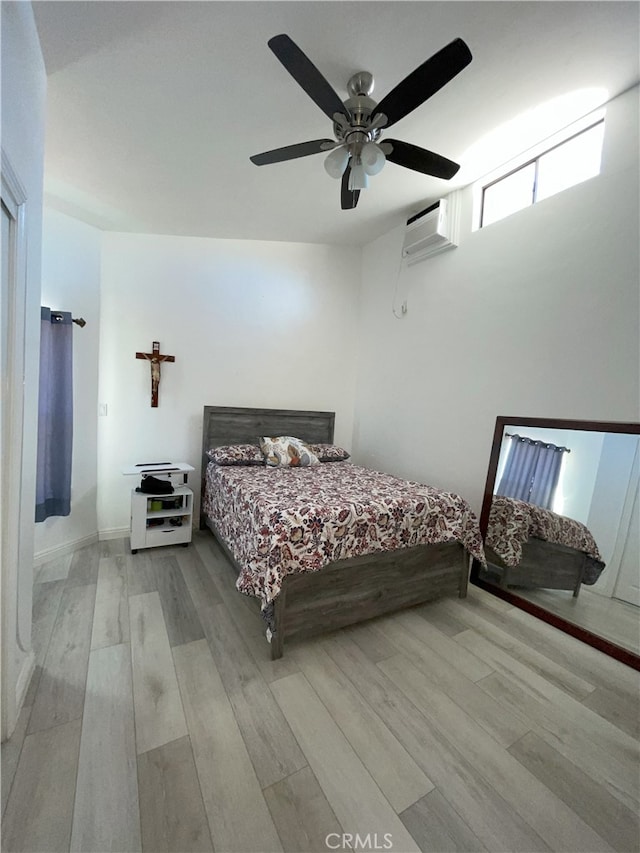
[487,495,605,583]
[204,462,485,609]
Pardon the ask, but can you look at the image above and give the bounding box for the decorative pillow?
[309,443,351,462]
[259,435,320,467]
[207,444,264,466]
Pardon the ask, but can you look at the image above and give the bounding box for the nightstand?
[122,462,195,554]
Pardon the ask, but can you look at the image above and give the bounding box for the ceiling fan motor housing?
[335,72,380,143]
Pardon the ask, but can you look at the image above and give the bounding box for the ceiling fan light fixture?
[361,141,386,176]
[324,145,349,179]
[348,161,368,191]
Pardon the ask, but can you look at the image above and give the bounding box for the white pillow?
[259,435,320,467]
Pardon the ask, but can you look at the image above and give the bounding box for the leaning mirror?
[470,416,640,668]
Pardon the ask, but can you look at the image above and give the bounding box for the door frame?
[1,150,34,740]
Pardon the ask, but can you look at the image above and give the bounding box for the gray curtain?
[35,307,73,521]
[496,434,566,510]
[528,444,564,508]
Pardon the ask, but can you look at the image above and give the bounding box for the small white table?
[121,461,194,483]
[122,462,195,553]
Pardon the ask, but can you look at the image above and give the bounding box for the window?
[480,120,604,228]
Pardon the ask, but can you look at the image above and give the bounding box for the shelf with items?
[130,484,193,553]
[145,494,190,518]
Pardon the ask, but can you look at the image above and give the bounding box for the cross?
[135,341,175,407]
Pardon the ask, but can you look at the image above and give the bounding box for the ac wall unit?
[402,197,458,265]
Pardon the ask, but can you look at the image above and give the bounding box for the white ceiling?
[32,1,639,246]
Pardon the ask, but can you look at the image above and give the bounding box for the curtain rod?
[51,312,86,328]
[505,432,571,453]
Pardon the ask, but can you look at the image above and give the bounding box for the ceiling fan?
[250,34,472,210]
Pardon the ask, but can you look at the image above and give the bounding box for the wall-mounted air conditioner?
[402,197,459,265]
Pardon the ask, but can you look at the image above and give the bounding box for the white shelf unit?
[130,485,193,553]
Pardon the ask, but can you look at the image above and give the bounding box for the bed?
[485,495,605,597]
[200,406,485,658]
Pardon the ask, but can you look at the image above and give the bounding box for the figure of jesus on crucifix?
[135,341,175,407]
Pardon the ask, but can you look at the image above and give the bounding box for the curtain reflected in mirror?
[471,416,640,667]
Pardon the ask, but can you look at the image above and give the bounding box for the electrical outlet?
[98,403,108,416]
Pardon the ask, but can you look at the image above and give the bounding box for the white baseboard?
[98,527,130,541]
[33,532,99,566]
[33,528,131,565]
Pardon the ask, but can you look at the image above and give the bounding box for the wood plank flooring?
[70,643,139,852]
[2,531,639,853]
[516,587,640,655]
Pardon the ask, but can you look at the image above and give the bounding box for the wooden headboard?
[200,406,335,527]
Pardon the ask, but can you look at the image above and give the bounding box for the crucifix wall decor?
[135,341,175,407]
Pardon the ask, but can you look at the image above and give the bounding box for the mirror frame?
[470,415,640,671]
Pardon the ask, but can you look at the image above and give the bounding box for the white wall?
[98,233,361,534]
[1,0,46,738]
[354,86,640,514]
[34,209,101,559]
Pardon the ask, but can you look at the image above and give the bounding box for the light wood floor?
[2,531,639,853]
[516,587,640,655]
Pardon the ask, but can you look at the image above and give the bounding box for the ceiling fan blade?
[341,166,360,209]
[250,139,335,166]
[268,34,350,122]
[373,38,472,128]
[385,139,460,180]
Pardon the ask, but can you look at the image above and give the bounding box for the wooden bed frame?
[200,405,469,659]
[484,540,586,598]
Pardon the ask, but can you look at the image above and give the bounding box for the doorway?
[613,472,640,607]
